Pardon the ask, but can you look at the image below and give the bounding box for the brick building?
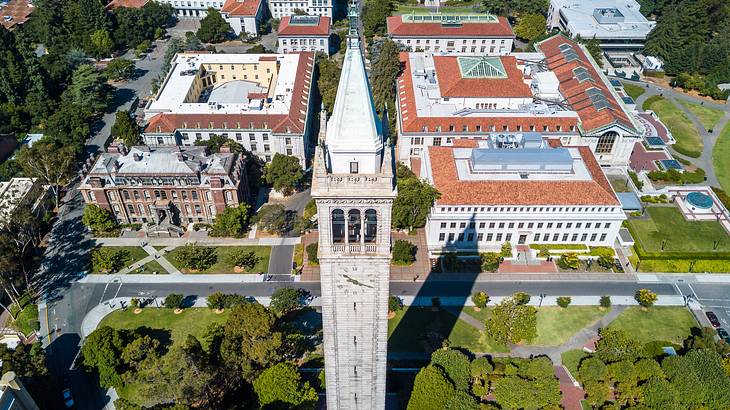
[80,144,248,235]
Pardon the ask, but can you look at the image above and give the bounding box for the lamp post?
[661,240,666,251]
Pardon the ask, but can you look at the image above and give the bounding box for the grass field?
[608,306,697,344]
[627,206,730,253]
[644,96,703,157]
[388,307,509,354]
[90,246,164,274]
[712,122,730,193]
[636,258,730,273]
[529,307,607,346]
[622,82,646,101]
[165,246,271,273]
[679,100,724,130]
[98,307,231,349]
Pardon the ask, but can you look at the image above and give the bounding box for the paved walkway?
[443,306,484,329]
[94,236,301,247]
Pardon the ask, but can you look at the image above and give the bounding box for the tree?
[227,249,260,272]
[388,295,403,313]
[211,204,250,237]
[197,8,232,43]
[220,302,283,381]
[369,39,402,110]
[81,326,125,388]
[500,241,512,257]
[253,362,318,408]
[91,247,127,273]
[606,360,638,385]
[317,55,342,114]
[175,244,217,271]
[65,63,111,114]
[431,349,471,391]
[164,293,184,309]
[556,296,571,308]
[105,58,135,81]
[493,375,561,410]
[254,204,289,234]
[471,292,489,309]
[270,287,304,316]
[558,252,580,270]
[595,329,644,363]
[485,297,537,344]
[392,177,440,230]
[600,295,611,308]
[82,204,118,235]
[482,0,508,14]
[445,391,478,410]
[207,291,227,310]
[392,240,416,264]
[514,14,546,43]
[480,252,500,272]
[635,358,664,381]
[635,288,658,307]
[16,140,75,209]
[111,110,140,147]
[113,2,173,49]
[89,29,113,58]
[362,0,394,38]
[583,380,610,407]
[265,153,303,195]
[407,365,455,410]
[579,357,607,382]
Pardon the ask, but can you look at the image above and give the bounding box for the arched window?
[365,209,377,243]
[596,131,618,154]
[332,209,345,243]
[348,209,361,243]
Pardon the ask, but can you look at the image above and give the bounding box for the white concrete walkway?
[93,236,301,247]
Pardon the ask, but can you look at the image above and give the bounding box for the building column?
[360,213,366,247]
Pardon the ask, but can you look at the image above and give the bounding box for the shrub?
[306,242,319,265]
[635,288,658,308]
[130,298,139,308]
[388,295,403,313]
[501,241,513,257]
[164,293,184,309]
[480,252,500,272]
[559,253,580,270]
[513,292,530,305]
[592,247,614,268]
[557,296,572,308]
[392,240,416,264]
[472,291,489,309]
[600,296,611,308]
[628,170,643,190]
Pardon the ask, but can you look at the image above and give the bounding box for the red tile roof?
[145,52,315,135]
[106,0,149,9]
[0,0,34,30]
[278,16,330,37]
[426,145,619,206]
[397,52,579,134]
[433,55,532,98]
[221,0,261,16]
[387,15,514,38]
[535,35,638,136]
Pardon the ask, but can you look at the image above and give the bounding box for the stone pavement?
[390,229,431,280]
[116,245,180,275]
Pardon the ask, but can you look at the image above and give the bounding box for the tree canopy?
[253,362,318,408]
[485,297,537,344]
[197,8,232,43]
[211,204,250,237]
[392,175,440,230]
[111,111,140,148]
[265,153,303,195]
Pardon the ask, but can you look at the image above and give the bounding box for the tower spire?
[347,0,360,49]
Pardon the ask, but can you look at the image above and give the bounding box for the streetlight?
[661,240,666,251]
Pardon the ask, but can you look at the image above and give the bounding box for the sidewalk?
[78,273,283,283]
[93,236,301,247]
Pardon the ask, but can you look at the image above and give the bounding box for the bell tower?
[311,1,396,408]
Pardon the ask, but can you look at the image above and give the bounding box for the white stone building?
[419,135,625,253]
[0,178,51,228]
[311,9,394,410]
[396,34,642,168]
[387,13,515,54]
[143,52,315,166]
[269,0,332,20]
[156,0,225,18]
[277,15,330,54]
[221,0,265,36]
[547,0,655,52]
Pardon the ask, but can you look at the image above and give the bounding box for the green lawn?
[529,307,607,346]
[98,307,231,349]
[90,246,152,274]
[622,82,646,101]
[627,206,730,253]
[561,349,589,377]
[608,306,697,344]
[636,258,730,273]
[165,246,271,274]
[679,100,724,131]
[462,306,607,346]
[388,307,508,354]
[712,122,730,193]
[644,96,703,157]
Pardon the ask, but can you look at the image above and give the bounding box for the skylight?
[457,56,507,78]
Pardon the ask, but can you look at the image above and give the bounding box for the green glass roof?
[457,56,507,78]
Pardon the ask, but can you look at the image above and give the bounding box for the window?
[133,191,140,200]
[365,209,377,242]
[543,233,550,241]
[433,137,441,146]
[348,209,361,243]
[505,233,512,241]
[596,131,618,154]
[457,233,464,241]
[479,222,485,228]
[486,233,493,241]
[600,233,607,241]
[332,209,345,243]
[459,222,466,228]
[350,162,359,174]
[439,233,445,241]
[123,190,130,200]
[498,223,505,229]
[192,191,198,200]
[477,233,484,241]
[581,233,588,241]
[448,233,455,242]
[467,233,474,241]
[127,204,134,214]
[496,233,503,241]
[440,222,447,228]
[590,233,597,241]
[562,233,569,241]
[450,222,456,228]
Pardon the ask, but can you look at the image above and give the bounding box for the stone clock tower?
[310,3,396,409]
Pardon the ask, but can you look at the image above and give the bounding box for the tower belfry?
[311,1,396,407]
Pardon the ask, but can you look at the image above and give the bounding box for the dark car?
[706,311,721,328]
[613,259,624,273]
[718,328,730,344]
[61,375,75,408]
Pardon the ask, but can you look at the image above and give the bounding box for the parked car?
[717,328,730,344]
[62,376,75,408]
[706,311,721,328]
[613,259,624,273]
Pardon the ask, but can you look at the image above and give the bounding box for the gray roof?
[471,148,573,171]
[617,192,642,211]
